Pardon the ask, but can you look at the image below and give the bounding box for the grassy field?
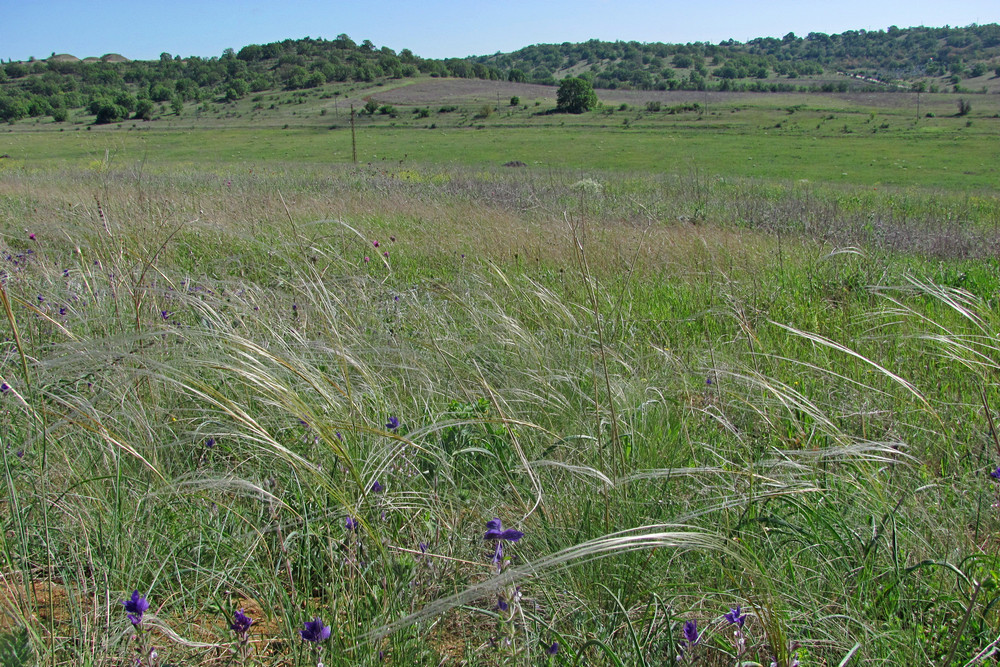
[0,80,999,666]
[3,78,999,190]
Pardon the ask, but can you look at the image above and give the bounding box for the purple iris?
[299,617,331,643]
[484,518,524,570]
[546,642,559,655]
[230,608,253,638]
[371,480,384,493]
[385,416,399,430]
[122,590,149,627]
[725,605,747,627]
[345,515,359,531]
[991,466,1000,480]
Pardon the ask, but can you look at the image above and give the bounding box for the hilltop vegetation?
[477,23,1000,90]
[1,23,999,125]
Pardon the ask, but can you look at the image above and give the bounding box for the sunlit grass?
[0,163,998,665]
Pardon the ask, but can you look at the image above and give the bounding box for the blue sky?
[3,0,997,62]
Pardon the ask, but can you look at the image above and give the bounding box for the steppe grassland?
[0,91,998,665]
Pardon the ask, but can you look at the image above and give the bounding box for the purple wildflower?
[230,608,253,637]
[28,234,35,241]
[299,617,331,643]
[122,591,149,627]
[991,466,1000,480]
[373,240,380,248]
[161,310,169,320]
[683,619,699,645]
[724,605,747,627]
[364,256,370,263]
[382,251,389,258]
[385,416,399,430]
[37,295,44,303]
[371,480,384,493]
[205,438,216,448]
[345,515,359,531]
[389,236,396,243]
[484,518,524,570]
[497,595,508,611]
[1,383,10,394]
[546,642,559,655]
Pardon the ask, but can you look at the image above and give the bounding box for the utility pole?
[350,104,357,164]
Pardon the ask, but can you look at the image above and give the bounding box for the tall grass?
[0,163,998,665]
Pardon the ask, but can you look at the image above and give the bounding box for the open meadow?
[1,81,1000,665]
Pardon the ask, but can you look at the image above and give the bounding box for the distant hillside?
[0,24,997,125]
[472,24,1000,92]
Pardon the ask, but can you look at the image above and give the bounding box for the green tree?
[94,101,127,124]
[556,77,598,113]
[134,99,154,120]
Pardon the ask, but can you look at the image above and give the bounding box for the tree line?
[1,24,998,124]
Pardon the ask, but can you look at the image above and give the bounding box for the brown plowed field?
[366,77,951,111]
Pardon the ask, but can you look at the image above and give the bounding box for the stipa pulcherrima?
[484,518,524,571]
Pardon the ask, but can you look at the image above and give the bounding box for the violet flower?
[230,608,253,638]
[724,605,747,627]
[484,518,524,570]
[122,590,149,627]
[682,619,699,645]
[299,617,331,643]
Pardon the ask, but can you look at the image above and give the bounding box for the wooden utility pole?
[350,104,357,164]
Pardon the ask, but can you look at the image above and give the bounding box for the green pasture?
[2,83,998,192]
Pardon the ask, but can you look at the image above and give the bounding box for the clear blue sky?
[3,0,997,62]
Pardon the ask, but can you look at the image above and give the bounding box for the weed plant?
[0,163,998,664]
